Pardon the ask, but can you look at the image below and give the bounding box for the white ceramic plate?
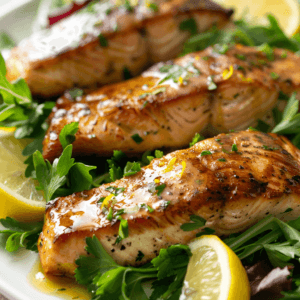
[0,1,68,299]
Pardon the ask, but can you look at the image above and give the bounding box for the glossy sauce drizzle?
[27,259,90,300]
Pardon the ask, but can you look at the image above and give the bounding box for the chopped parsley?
[105,186,125,195]
[68,88,84,100]
[218,158,226,162]
[201,150,212,156]
[231,144,238,152]
[131,133,144,144]
[148,2,158,12]
[270,72,280,80]
[106,207,113,221]
[235,53,246,61]
[155,184,166,196]
[98,34,108,47]
[179,18,198,35]
[135,251,145,262]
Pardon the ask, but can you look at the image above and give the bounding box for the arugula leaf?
[272,93,300,134]
[0,217,43,252]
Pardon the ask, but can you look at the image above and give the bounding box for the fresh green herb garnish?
[68,87,84,100]
[98,34,108,47]
[31,123,96,202]
[231,144,238,152]
[189,133,204,147]
[106,207,113,221]
[59,122,79,149]
[131,133,144,144]
[201,150,212,156]
[179,18,198,35]
[75,236,191,299]
[117,216,129,242]
[218,158,226,162]
[180,215,206,231]
[235,53,246,60]
[135,251,144,262]
[270,72,280,80]
[105,186,125,196]
[155,184,166,196]
[0,217,43,252]
[147,149,164,163]
[123,161,141,176]
[148,2,158,12]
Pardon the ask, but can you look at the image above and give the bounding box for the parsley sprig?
[75,235,191,300]
[0,217,43,252]
[0,54,55,154]
[30,123,96,202]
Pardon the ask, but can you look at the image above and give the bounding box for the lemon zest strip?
[163,157,177,173]
[222,65,234,80]
[101,194,114,209]
[180,161,186,177]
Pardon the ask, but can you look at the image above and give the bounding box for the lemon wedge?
[0,129,45,222]
[180,235,250,300]
[215,0,300,36]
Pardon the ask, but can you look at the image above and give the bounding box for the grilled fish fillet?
[43,45,300,162]
[39,130,300,276]
[5,0,232,98]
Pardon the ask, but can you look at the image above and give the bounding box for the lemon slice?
[180,235,250,300]
[0,129,45,222]
[215,0,300,36]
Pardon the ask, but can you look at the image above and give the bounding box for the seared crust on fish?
[39,130,300,276]
[43,45,300,162]
[5,0,232,98]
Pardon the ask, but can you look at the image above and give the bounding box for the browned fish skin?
[42,45,300,162]
[5,0,232,98]
[39,130,300,277]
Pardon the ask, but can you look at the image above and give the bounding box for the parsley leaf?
[59,122,79,149]
[0,54,55,148]
[201,150,212,156]
[179,18,198,35]
[0,217,43,252]
[189,133,204,147]
[75,236,191,299]
[155,183,166,196]
[131,133,144,144]
[33,145,75,202]
[124,161,141,176]
[180,215,206,231]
